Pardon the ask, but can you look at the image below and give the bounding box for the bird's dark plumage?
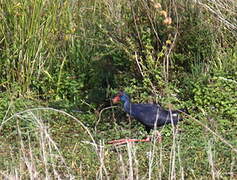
[113,92,186,133]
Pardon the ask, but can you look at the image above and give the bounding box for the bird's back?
[125,103,181,129]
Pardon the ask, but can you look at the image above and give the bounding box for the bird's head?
[112,91,130,104]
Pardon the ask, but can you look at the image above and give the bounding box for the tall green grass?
[0,0,77,93]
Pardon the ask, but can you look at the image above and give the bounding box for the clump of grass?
[0,106,236,179]
[0,107,97,179]
[0,0,78,94]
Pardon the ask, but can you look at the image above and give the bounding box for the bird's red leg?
[107,139,129,144]
[108,137,151,145]
[108,132,162,145]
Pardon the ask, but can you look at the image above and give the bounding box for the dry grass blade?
[181,111,237,154]
[196,0,237,32]
[0,107,96,146]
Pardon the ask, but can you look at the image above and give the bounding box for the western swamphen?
[108,92,187,145]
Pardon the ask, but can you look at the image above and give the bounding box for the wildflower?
[71,27,76,33]
[64,34,71,41]
[166,40,172,45]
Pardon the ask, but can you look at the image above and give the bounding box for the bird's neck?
[123,100,132,114]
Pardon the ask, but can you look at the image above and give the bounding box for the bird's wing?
[128,104,161,126]
[129,103,180,128]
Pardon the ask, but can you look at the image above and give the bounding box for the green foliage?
[174,4,217,74]
[193,76,237,120]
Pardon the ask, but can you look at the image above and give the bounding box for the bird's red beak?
[112,95,120,104]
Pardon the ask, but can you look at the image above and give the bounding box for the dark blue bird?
[108,92,187,144]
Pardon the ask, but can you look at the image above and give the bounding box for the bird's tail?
[167,107,189,125]
[178,107,189,115]
[176,107,189,122]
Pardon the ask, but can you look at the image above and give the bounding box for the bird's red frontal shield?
[112,95,120,104]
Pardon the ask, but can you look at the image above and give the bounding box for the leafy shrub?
[193,76,237,120]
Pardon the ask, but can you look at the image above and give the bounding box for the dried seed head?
[163,17,172,25]
[154,3,161,9]
[160,10,167,17]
